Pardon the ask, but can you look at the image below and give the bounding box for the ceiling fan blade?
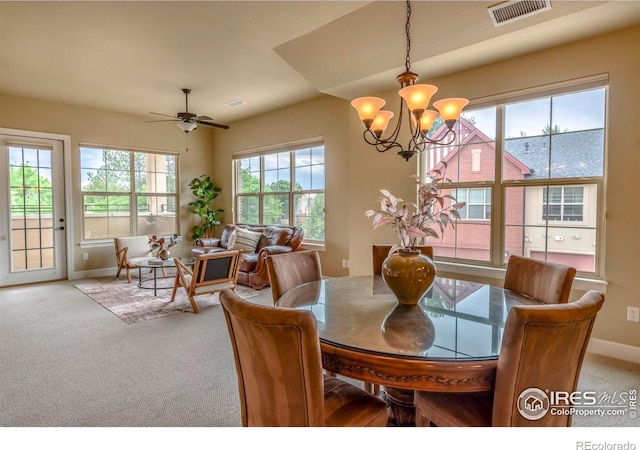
[149,112,178,118]
[195,119,230,130]
[146,119,179,123]
[196,115,213,121]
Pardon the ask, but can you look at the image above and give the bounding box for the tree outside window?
[234,143,325,242]
[80,146,178,240]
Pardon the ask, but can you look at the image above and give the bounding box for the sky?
[463,87,605,139]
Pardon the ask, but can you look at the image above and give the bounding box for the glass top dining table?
[276,275,542,394]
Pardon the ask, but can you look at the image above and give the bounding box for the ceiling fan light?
[177,121,197,133]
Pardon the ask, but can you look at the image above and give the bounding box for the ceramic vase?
[381,249,436,305]
[158,249,170,260]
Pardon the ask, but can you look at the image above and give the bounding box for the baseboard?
[68,267,119,281]
[587,338,640,364]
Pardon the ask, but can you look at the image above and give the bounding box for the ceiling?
[1,1,640,127]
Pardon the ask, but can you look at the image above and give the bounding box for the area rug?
[74,277,261,324]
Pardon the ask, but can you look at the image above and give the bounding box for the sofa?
[192,223,304,289]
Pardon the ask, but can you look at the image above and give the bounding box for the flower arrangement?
[148,233,182,257]
[365,166,465,254]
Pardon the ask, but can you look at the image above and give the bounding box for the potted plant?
[148,233,182,260]
[187,175,223,241]
[365,165,465,304]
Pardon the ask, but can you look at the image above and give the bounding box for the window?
[80,146,178,240]
[455,188,491,220]
[423,82,605,274]
[471,149,481,172]
[542,186,584,222]
[234,142,325,242]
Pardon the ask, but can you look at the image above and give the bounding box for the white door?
[0,135,67,286]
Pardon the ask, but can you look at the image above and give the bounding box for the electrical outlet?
[627,306,640,323]
[82,252,89,261]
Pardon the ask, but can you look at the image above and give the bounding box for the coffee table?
[137,257,195,296]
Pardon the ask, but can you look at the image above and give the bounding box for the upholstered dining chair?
[504,255,577,304]
[266,250,323,305]
[219,288,388,427]
[170,250,241,314]
[414,289,604,427]
[372,245,434,275]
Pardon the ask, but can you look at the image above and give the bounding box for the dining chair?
[504,255,577,304]
[170,250,241,314]
[414,289,604,427]
[372,245,434,275]
[266,250,323,305]
[219,288,388,427]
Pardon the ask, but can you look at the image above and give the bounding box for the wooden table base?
[380,386,416,426]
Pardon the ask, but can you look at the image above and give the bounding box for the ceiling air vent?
[488,0,551,27]
[225,99,246,107]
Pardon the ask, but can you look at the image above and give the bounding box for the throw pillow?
[228,227,262,253]
[226,229,237,249]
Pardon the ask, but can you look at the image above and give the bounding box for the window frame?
[455,187,492,220]
[79,145,179,243]
[233,141,325,244]
[421,78,607,279]
[541,185,585,223]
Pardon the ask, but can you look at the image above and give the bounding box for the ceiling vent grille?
[488,0,551,27]
[225,99,246,107]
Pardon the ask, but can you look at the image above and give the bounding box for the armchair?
[171,251,242,314]
[114,236,153,283]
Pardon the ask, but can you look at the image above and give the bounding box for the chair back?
[220,289,325,426]
[266,250,322,305]
[372,245,434,275]
[492,290,604,426]
[114,236,152,261]
[191,250,242,289]
[504,255,576,304]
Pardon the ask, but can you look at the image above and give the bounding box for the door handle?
[55,226,65,231]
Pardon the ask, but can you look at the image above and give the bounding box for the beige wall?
[1,25,638,347]
[213,25,640,347]
[0,92,217,273]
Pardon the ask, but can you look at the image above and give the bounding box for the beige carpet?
[74,277,260,324]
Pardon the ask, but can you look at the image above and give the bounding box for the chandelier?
[351,0,469,161]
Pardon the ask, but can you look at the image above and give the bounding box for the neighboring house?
[424,118,602,271]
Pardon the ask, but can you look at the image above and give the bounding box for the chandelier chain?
[350,0,468,161]
[405,0,411,72]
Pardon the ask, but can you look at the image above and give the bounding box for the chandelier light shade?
[351,0,469,161]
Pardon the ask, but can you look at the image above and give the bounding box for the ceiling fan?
[147,88,230,133]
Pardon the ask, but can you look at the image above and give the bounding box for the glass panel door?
[0,136,66,286]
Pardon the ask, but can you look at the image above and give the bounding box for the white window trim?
[79,144,179,244]
[435,260,607,293]
[423,76,607,280]
[232,140,326,244]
